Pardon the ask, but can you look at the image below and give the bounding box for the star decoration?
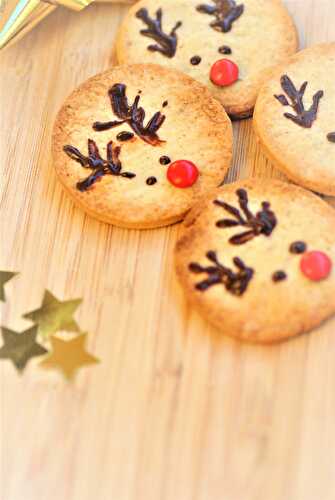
[23,290,82,339]
[0,271,17,301]
[0,325,48,372]
[39,333,99,380]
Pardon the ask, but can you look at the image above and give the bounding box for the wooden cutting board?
[1,2,335,499]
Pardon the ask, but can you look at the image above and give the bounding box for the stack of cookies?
[52,0,335,343]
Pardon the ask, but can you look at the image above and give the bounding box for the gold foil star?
[23,290,82,339]
[0,326,48,372]
[39,333,99,380]
[0,271,17,301]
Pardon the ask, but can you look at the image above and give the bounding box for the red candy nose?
[300,251,332,281]
[210,59,239,87]
[167,160,199,188]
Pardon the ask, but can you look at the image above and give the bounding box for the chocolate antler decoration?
[189,251,254,296]
[63,139,135,192]
[197,0,244,33]
[93,84,166,146]
[274,75,324,128]
[136,8,182,58]
[214,189,277,245]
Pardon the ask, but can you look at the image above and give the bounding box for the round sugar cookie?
[52,64,232,228]
[175,179,335,343]
[254,43,335,196]
[116,0,298,118]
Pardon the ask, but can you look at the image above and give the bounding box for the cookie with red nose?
[116,0,298,118]
[175,179,335,343]
[52,64,232,229]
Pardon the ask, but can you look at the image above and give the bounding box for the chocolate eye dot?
[162,100,168,108]
[272,271,287,283]
[218,45,232,55]
[190,55,202,65]
[146,176,157,186]
[116,131,134,142]
[159,155,171,165]
[290,241,307,254]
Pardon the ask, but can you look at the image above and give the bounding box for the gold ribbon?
[0,0,93,50]
[0,0,135,50]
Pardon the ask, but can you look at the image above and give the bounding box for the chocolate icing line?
[197,0,244,33]
[274,75,324,128]
[189,250,254,296]
[93,84,166,146]
[136,8,182,58]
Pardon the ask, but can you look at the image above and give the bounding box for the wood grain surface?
[1,2,335,499]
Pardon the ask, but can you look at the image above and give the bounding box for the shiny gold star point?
[39,333,99,380]
[0,325,48,372]
[23,290,82,339]
[0,271,18,302]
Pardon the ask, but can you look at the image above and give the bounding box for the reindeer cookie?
[52,65,232,228]
[116,0,298,118]
[175,179,335,343]
[254,43,335,196]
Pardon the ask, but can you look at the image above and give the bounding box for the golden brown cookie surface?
[175,179,335,343]
[254,43,335,196]
[52,64,232,228]
[116,0,298,117]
